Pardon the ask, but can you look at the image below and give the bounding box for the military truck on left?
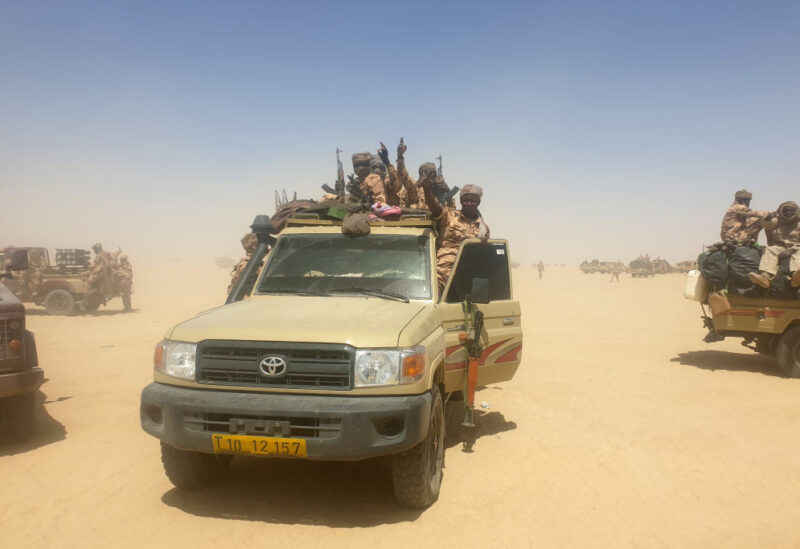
[3,246,117,315]
[0,249,43,441]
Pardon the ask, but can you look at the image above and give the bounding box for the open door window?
[443,240,511,303]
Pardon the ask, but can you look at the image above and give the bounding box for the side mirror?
[7,249,29,271]
[469,277,490,304]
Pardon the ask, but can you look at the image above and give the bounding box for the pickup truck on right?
[685,267,800,378]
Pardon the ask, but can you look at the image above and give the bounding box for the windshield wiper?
[328,287,410,303]
[259,288,325,297]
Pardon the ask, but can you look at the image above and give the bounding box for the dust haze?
[3,262,800,547]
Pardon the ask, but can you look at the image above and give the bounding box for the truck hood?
[168,295,428,347]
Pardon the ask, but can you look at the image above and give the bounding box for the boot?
[791,270,800,288]
[748,271,773,289]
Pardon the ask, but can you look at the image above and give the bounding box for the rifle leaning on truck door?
[459,294,484,428]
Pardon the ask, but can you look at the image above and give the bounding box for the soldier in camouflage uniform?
[720,189,775,243]
[351,152,386,204]
[228,232,261,295]
[113,254,134,311]
[27,251,47,299]
[87,243,114,294]
[393,139,455,210]
[749,201,800,288]
[421,175,489,293]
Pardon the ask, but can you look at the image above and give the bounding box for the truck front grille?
[0,319,24,371]
[196,341,353,390]
[184,411,341,439]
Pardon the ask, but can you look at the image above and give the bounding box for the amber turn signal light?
[8,339,21,350]
[153,341,165,370]
[402,354,425,378]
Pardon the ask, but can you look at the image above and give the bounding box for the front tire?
[160,443,231,490]
[776,326,800,378]
[44,289,76,316]
[0,392,36,442]
[392,387,445,508]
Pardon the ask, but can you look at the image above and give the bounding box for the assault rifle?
[321,147,346,199]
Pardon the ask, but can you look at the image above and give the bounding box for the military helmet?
[734,189,753,201]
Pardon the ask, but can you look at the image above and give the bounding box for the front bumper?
[140,382,432,460]
[0,367,44,399]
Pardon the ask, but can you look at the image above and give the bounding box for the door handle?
[503,318,514,326]
[447,324,466,332]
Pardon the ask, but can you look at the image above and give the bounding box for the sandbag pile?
[698,244,800,300]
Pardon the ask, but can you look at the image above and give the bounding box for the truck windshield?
[257,234,432,301]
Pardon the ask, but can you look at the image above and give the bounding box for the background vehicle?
[579,259,622,274]
[140,214,523,508]
[629,255,655,277]
[3,246,118,315]
[0,250,43,441]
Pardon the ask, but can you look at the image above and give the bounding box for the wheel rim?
[53,294,68,311]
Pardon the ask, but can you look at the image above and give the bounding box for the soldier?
[720,189,774,243]
[749,201,800,288]
[352,152,386,204]
[537,261,544,280]
[395,139,455,210]
[610,262,622,283]
[228,232,261,295]
[421,175,489,293]
[87,243,114,293]
[27,251,47,299]
[113,254,134,311]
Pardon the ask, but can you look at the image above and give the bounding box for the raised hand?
[397,137,407,160]
[378,142,390,166]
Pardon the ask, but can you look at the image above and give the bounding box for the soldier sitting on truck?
[720,189,775,243]
[351,151,387,204]
[421,175,489,293]
[749,201,800,288]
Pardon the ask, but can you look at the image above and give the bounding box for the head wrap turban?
[460,184,483,199]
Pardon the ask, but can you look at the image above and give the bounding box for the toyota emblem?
[259,356,287,377]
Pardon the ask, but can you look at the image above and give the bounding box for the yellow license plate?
[211,434,307,458]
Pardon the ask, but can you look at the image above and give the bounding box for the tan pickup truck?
[140,213,523,507]
[685,270,800,378]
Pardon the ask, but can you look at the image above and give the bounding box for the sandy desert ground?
[2,263,800,548]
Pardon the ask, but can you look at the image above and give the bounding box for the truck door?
[439,240,523,393]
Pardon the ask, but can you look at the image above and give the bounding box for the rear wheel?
[0,392,36,442]
[392,387,445,508]
[776,327,800,378]
[160,443,231,490]
[44,289,75,316]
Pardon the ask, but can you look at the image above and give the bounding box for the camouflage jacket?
[434,207,489,289]
[764,202,800,248]
[720,203,771,242]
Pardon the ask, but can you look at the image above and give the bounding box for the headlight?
[154,340,196,380]
[354,346,425,387]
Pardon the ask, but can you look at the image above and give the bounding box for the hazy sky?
[2,1,799,264]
